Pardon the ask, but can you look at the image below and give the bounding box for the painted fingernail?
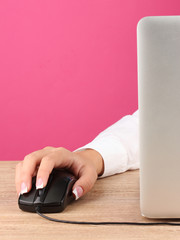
[72,186,83,200]
[20,182,28,194]
[36,178,44,189]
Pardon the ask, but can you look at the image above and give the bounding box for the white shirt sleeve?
[74,109,139,178]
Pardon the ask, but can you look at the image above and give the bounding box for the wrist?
[75,149,104,176]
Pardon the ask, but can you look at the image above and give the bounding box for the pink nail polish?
[36,178,44,189]
[72,186,83,200]
[20,182,27,194]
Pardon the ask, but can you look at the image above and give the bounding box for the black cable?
[35,207,180,226]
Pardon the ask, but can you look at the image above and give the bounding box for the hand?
[15,146,104,200]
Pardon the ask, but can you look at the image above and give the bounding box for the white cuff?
[74,136,129,178]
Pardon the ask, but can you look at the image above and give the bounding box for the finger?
[20,147,55,194]
[36,148,74,189]
[72,165,98,200]
[15,162,23,196]
[15,162,38,196]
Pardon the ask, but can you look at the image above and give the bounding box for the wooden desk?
[1,161,180,240]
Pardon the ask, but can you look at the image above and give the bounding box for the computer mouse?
[18,169,77,213]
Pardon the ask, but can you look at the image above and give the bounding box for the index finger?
[16,146,54,195]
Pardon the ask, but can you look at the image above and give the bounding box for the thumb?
[72,165,97,200]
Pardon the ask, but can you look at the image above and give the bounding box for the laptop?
[137,16,180,218]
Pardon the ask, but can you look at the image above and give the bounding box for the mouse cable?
[35,207,180,226]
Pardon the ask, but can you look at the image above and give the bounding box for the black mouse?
[18,169,77,213]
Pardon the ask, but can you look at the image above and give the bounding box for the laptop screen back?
[137,16,180,218]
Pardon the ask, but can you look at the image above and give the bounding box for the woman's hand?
[15,146,104,200]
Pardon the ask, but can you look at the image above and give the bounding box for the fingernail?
[72,186,83,200]
[36,178,44,189]
[20,182,28,194]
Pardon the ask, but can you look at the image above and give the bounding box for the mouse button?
[18,183,37,205]
[43,177,69,205]
[64,179,77,203]
[38,187,47,202]
[33,172,55,205]
[38,188,45,196]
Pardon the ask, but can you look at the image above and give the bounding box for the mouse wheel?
[38,188,46,197]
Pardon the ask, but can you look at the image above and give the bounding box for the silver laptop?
[137,16,180,218]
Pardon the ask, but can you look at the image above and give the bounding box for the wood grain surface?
[1,161,180,240]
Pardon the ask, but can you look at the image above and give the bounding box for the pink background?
[0,0,179,160]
